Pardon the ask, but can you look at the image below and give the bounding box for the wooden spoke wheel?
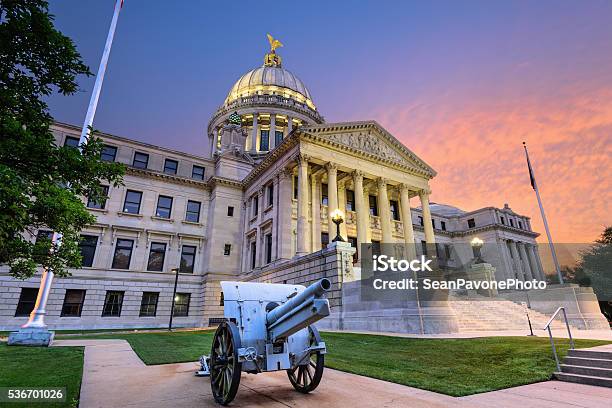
[287,326,324,393]
[210,321,242,405]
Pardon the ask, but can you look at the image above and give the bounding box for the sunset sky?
[47,0,612,244]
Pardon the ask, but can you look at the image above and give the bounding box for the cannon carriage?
[209,278,332,405]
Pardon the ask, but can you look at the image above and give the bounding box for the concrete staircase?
[449,296,570,332]
[555,348,612,387]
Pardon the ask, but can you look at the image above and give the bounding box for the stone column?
[256,188,264,267]
[527,244,543,281]
[338,182,348,240]
[352,171,368,257]
[296,155,310,255]
[272,175,280,261]
[311,174,321,251]
[209,133,216,156]
[508,241,524,280]
[287,117,293,135]
[241,200,250,272]
[277,169,293,260]
[250,113,258,153]
[498,238,514,280]
[419,189,435,244]
[270,114,276,150]
[399,184,416,259]
[326,162,338,242]
[518,242,534,280]
[377,178,393,243]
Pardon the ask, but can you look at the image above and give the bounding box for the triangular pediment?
[300,121,436,178]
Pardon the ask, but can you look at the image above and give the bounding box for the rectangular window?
[418,216,424,226]
[227,206,234,216]
[445,244,452,259]
[102,291,124,317]
[252,195,259,216]
[441,221,446,231]
[224,244,231,256]
[432,219,436,230]
[164,159,178,175]
[112,239,134,269]
[139,292,159,317]
[87,185,109,209]
[500,216,505,225]
[275,130,283,146]
[61,289,86,317]
[509,218,514,227]
[421,240,427,256]
[155,195,173,218]
[321,183,328,205]
[321,232,329,250]
[64,136,80,148]
[123,190,142,214]
[348,236,358,263]
[101,145,117,162]
[390,200,400,221]
[369,195,378,216]
[265,233,272,264]
[186,200,201,223]
[192,165,205,180]
[132,152,149,169]
[173,293,190,317]
[293,176,298,199]
[250,241,257,269]
[267,184,274,206]
[79,235,98,267]
[467,218,476,229]
[36,229,53,244]
[346,190,355,211]
[179,245,196,273]
[260,130,270,151]
[519,221,523,229]
[14,288,38,317]
[147,242,167,271]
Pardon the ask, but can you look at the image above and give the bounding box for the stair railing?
[544,306,575,371]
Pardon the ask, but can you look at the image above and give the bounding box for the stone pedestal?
[8,328,54,346]
[468,263,498,297]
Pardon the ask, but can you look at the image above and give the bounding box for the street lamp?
[169,267,180,331]
[331,209,345,242]
[470,237,484,263]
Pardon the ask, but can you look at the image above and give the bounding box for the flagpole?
[523,142,564,284]
[20,0,124,333]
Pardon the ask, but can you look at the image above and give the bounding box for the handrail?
[543,306,575,372]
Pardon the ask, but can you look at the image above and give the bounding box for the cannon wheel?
[210,320,242,405]
[287,325,324,393]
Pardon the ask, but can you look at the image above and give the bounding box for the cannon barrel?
[266,278,331,341]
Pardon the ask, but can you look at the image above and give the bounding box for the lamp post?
[168,267,180,331]
[470,237,484,263]
[330,209,345,242]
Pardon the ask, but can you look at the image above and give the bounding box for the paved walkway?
[324,329,612,340]
[53,339,612,407]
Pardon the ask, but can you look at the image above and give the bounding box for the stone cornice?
[241,130,301,187]
[126,167,211,189]
[412,223,539,239]
[208,176,243,189]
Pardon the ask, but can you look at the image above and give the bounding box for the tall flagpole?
[523,142,563,284]
[21,0,124,332]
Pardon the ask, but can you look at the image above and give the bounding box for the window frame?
[139,292,159,317]
[172,293,191,317]
[102,290,124,317]
[155,195,173,219]
[87,185,109,210]
[321,183,328,206]
[266,183,274,207]
[78,235,98,267]
[101,145,117,162]
[265,233,272,264]
[192,165,205,180]
[185,200,201,223]
[112,238,134,270]
[227,206,234,217]
[346,190,355,212]
[179,245,197,273]
[61,289,86,317]
[467,218,476,229]
[223,244,232,256]
[389,199,400,221]
[163,158,178,175]
[132,152,149,169]
[369,195,378,216]
[123,190,143,214]
[63,136,80,148]
[146,242,167,272]
[14,288,38,317]
[260,129,270,151]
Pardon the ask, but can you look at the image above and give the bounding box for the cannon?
[209,278,331,405]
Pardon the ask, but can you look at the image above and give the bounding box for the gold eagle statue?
[267,34,283,52]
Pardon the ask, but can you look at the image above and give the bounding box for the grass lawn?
[0,343,84,408]
[60,329,610,396]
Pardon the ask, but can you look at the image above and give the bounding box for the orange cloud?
[375,85,612,243]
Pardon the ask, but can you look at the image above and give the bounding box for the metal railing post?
[544,306,572,372]
[561,308,574,349]
[547,326,561,372]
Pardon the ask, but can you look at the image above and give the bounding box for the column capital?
[399,183,411,194]
[297,153,310,165]
[376,177,388,188]
[419,187,432,197]
[325,162,338,173]
[352,170,364,181]
[278,168,293,180]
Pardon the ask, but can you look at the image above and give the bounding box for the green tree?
[578,227,612,302]
[0,0,124,279]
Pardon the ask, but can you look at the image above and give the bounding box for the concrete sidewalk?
[54,339,612,408]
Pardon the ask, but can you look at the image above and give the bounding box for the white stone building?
[0,44,552,331]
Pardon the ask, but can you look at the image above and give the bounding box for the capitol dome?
[224,64,316,110]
